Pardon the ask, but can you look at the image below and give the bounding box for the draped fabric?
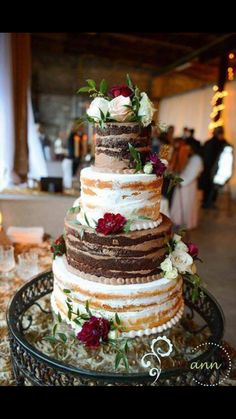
[27,90,48,180]
[11,33,31,179]
[0,33,16,190]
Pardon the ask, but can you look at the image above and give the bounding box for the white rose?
[175,240,188,252]
[160,257,173,273]
[138,92,156,127]
[165,267,178,280]
[170,249,193,274]
[143,162,153,174]
[87,97,109,121]
[173,234,182,243]
[108,95,133,122]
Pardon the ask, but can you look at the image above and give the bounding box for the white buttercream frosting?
[76,166,162,231]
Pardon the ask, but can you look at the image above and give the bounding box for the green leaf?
[79,227,85,240]
[86,114,96,124]
[126,74,134,90]
[123,219,133,234]
[68,205,80,214]
[128,143,142,172]
[115,313,121,325]
[73,318,82,326]
[115,352,123,369]
[86,79,96,89]
[99,79,107,95]
[123,353,129,370]
[43,336,58,344]
[52,324,57,336]
[78,86,91,93]
[63,289,71,294]
[85,300,92,316]
[84,213,90,227]
[99,108,106,121]
[80,313,90,320]
[57,312,62,323]
[58,333,67,343]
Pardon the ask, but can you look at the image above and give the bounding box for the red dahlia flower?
[77,316,110,348]
[96,213,127,235]
[147,153,166,177]
[108,84,133,98]
[51,235,66,259]
[187,242,199,259]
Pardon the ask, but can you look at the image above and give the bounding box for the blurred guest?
[181,126,190,140]
[37,124,51,161]
[159,125,175,146]
[200,127,230,209]
[186,128,202,156]
[67,122,82,175]
[151,126,161,153]
[170,142,203,230]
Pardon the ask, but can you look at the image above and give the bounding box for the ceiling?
[31,32,236,84]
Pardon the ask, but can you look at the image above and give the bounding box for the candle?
[81,134,88,156]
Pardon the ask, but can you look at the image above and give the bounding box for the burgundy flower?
[96,213,127,235]
[108,84,133,98]
[147,153,166,177]
[77,316,110,348]
[187,242,199,259]
[51,235,66,259]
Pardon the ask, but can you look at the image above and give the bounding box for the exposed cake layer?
[64,213,172,283]
[52,256,183,336]
[95,122,151,172]
[76,166,163,229]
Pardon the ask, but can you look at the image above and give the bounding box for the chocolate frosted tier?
[95,122,151,172]
[64,213,172,284]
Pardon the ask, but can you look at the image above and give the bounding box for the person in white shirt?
[170,143,203,230]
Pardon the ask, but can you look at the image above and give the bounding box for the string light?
[213,85,218,91]
[229,53,235,59]
[208,89,228,131]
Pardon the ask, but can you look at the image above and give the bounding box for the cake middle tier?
[76,166,163,230]
[64,213,172,284]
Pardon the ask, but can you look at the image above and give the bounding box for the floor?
[187,191,236,347]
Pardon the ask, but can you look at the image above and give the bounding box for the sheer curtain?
[0,33,16,190]
[27,91,48,180]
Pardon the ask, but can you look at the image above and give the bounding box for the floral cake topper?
[77,74,156,128]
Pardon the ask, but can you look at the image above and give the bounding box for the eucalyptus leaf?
[52,324,57,336]
[43,336,58,344]
[126,74,134,90]
[123,219,133,234]
[115,313,121,325]
[57,312,62,323]
[84,213,90,227]
[115,352,123,369]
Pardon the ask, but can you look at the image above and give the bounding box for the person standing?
[200,127,230,209]
[170,143,203,230]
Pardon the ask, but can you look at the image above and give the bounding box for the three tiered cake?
[51,121,184,338]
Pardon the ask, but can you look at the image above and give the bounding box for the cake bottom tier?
[52,256,184,338]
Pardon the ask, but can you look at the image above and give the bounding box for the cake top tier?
[94,122,151,173]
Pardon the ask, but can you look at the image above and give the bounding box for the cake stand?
[7,270,225,386]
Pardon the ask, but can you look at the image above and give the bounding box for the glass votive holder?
[0,245,16,278]
[17,252,39,281]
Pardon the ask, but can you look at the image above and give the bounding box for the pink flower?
[108,85,133,98]
[77,316,110,348]
[96,213,127,235]
[147,153,166,177]
[187,242,199,259]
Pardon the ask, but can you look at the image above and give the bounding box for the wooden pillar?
[11,33,31,180]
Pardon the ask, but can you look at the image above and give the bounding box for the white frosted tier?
[75,166,163,230]
[52,257,184,338]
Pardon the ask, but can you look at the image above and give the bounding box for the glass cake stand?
[7,270,225,386]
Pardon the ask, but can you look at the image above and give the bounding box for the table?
[0,240,52,386]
